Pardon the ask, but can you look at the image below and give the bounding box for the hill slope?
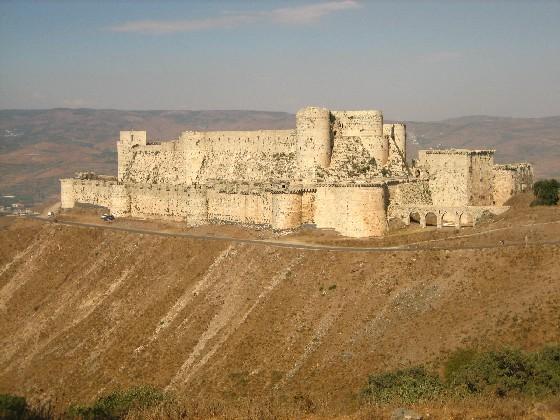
[1,110,559,206]
[0,213,558,413]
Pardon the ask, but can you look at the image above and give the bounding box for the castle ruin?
[60,107,533,237]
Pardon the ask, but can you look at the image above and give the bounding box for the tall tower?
[385,123,407,173]
[295,107,332,181]
[117,130,146,182]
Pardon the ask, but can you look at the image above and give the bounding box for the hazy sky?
[1,0,559,120]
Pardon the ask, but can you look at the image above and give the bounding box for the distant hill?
[0,109,558,205]
[405,115,560,180]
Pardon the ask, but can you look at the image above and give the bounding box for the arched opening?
[460,213,473,227]
[441,212,455,227]
[425,212,437,226]
[409,211,421,224]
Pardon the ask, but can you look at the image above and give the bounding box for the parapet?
[494,163,533,172]
[74,172,117,182]
[119,130,147,146]
[420,149,495,156]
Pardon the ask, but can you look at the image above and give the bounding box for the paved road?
[29,216,560,253]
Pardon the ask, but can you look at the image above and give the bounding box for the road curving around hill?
[30,216,560,252]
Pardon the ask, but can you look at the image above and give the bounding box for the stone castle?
[60,107,533,237]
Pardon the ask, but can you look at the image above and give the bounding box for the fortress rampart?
[61,106,533,237]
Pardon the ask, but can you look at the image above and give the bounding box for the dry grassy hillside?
[0,200,559,417]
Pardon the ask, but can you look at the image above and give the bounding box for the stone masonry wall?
[492,163,534,205]
[469,152,495,205]
[207,190,271,225]
[387,179,432,219]
[125,141,187,185]
[314,185,387,237]
[418,150,471,206]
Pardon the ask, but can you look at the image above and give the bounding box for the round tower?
[354,110,386,167]
[392,123,406,162]
[296,107,332,180]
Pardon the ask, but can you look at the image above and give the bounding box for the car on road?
[100,214,115,222]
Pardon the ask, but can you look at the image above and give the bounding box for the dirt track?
[31,215,560,252]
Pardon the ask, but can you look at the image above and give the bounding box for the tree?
[532,179,559,206]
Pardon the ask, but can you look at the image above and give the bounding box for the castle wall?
[301,191,316,224]
[182,130,296,154]
[418,150,495,207]
[386,179,432,219]
[128,185,189,221]
[418,150,471,206]
[314,185,387,237]
[120,141,188,185]
[207,190,271,225]
[271,193,303,230]
[60,179,129,215]
[184,130,296,184]
[492,163,534,205]
[468,152,494,205]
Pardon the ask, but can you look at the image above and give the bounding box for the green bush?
[530,345,560,395]
[363,346,560,404]
[446,346,560,397]
[532,179,559,206]
[444,348,477,382]
[0,394,28,419]
[0,394,51,420]
[362,367,444,404]
[67,386,168,419]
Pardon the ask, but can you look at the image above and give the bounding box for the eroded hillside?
[0,215,559,415]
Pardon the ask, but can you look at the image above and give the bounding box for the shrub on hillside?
[362,366,444,404]
[445,346,560,397]
[67,386,169,419]
[362,346,560,405]
[531,179,559,206]
[0,394,27,419]
[0,394,51,420]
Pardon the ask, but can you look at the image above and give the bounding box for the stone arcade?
[60,107,533,237]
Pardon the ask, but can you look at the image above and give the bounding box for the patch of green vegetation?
[363,346,560,404]
[447,346,560,397]
[443,348,478,382]
[362,367,443,404]
[0,394,28,420]
[0,394,50,420]
[67,386,169,419]
[531,179,559,206]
